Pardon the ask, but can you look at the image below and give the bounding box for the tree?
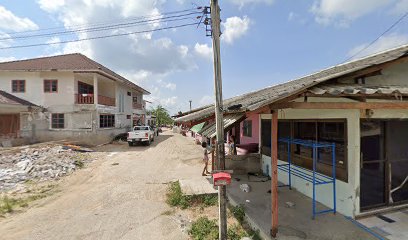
[149,105,174,126]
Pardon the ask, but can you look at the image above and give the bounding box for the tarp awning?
[198,113,245,138]
[190,122,205,133]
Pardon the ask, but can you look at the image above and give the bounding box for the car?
[127,126,155,146]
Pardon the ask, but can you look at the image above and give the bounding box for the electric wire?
[344,11,408,62]
[0,12,202,41]
[0,22,199,50]
[4,7,202,36]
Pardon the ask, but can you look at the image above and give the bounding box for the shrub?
[189,217,218,240]
[166,181,217,209]
[231,204,245,223]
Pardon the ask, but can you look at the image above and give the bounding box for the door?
[385,121,408,205]
[360,121,386,210]
[0,114,20,137]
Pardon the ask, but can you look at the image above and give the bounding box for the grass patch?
[230,204,245,223]
[74,159,84,168]
[166,181,217,209]
[0,194,47,216]
[189,217,219,240]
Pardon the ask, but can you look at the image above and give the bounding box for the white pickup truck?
[127,126,155,146]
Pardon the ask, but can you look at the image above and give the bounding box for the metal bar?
[278,165,327,184]
[288,140,292,189]
[332,143,336,214]
[315,209,335,215]
[312,146,316,220]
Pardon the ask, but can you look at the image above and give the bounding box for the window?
[133,96,138,103]
[127,91,131,96]
[78,81,94,94]
[51,113,64,129]
[100,114,115,128]
[242,120,252,137]
[12,80,25,93]
[274,119,347,182]
[127,115,131,119]
[44,80,58,93]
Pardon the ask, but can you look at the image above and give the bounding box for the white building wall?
[261,109,361,217]
[0,71,75,107]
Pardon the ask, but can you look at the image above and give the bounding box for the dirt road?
[0,130,204,240]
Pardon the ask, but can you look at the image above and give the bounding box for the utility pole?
[210,0,227,239]
[189,100,192,111]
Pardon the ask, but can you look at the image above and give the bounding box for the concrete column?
[93,73,98,105]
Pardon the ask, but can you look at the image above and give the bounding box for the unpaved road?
[0,130,204,240]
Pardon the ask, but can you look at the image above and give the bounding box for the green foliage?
[166,181,217,209]
[227,224,248,240]
[189,217,219,240]
[231,204,245,223]
[74,159,84,168]
[149,105,174,126]
[0,194,47,215]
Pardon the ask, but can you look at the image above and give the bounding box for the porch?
[74,73,116,107]
[227,175,379,240]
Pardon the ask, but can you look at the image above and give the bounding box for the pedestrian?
[201,141,213,176]
[229,135,237,155]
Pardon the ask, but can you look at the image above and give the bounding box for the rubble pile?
[0,145,92,192]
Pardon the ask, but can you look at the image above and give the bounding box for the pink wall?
[239,112,259,144]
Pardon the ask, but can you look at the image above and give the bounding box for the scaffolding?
[277,137,336,219]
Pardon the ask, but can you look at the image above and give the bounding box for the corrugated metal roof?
[198,113,244,138]
[308,84,408,95]
[0,90,37,106]
[176,44,408,123]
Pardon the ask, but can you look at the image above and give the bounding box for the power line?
[0,22,199,50]
[344,12,408,62]
[4,7,202,36]
[0,12,201,42]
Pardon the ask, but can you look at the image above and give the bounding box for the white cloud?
[199,95,214,105]
[221,16,251,44]
[228,0,274,9]
[46,36,61,49]
[0,31,12,48]
[393,0,408,14]
[194,43,213,59]
[165,82,176,90]
[0,56,16,62]
[347,33,408,60]
[310,0,391,26]
[38,0,65,12]
[0,5,38,31]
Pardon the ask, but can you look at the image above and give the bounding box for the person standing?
[229,135,237,155]
[201,141,213,176]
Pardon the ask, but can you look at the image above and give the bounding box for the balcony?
[75,94,116,107]
[133,102,144,109]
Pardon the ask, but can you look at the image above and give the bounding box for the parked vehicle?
[127,126,154,146]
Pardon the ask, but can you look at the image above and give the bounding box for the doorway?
[360,120,408,211]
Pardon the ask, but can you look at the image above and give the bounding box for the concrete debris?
[285,201,296,208]
[240,184,251,193]
[0,144,93,192]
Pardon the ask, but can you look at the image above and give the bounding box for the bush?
[189,217,219,240]
[231,204,245,223]
[166,181,217,209]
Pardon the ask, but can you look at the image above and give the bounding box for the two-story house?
[0,53,150,146]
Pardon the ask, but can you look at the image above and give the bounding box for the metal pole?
[210,0,227,239]
[271,110,279,237]
[189,100,192,111]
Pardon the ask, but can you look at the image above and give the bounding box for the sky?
[1,0,408,115]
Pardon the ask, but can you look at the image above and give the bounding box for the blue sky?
[1,0,408,114]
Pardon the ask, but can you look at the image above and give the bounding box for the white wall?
[261,109,361,217]
[0,71,75,107]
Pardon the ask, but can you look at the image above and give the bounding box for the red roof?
[0,53,150,94]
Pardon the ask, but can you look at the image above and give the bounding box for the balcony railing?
[133,102,144,109]
[76,94,116,107]
[76,94,94,104]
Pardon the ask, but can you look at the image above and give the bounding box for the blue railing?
[278,137,336,219]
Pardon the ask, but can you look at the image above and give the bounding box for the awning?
[198,113,245,138]
[190,122,205,133]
